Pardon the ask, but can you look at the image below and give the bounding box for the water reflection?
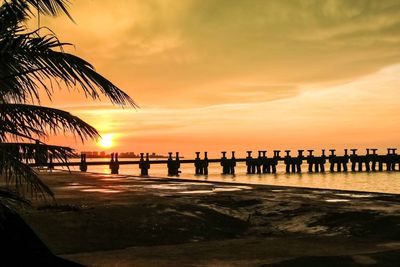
[81,188,123,193]
[66,159,400,194]
[325,199,351,203]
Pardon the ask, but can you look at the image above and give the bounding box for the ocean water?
[65,158,400,194]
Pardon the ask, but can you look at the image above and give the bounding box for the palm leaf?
[26,0,72,18]
[0,30,137,107]
[0,188,31,209]
[0,142,76,164]
[0,0,29,32]
[0,103,99,142]
[0,147,53,198]
[0,0,136,205]
[1,0,72,20]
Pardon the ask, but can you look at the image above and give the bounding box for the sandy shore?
[20,171,400,266]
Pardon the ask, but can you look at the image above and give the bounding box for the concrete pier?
[51,148,400,176]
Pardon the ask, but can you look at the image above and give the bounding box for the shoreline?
[19,171,400,266]
[53,168,400,196]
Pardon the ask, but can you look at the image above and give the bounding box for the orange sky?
[35,0,400,157]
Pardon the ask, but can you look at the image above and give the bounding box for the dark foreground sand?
[20,171,400,266]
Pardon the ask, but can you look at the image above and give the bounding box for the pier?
[36,148,400,176]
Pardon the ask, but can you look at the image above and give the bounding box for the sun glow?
[99,134,114,148]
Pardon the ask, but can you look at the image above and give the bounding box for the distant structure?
[79,151,167,159]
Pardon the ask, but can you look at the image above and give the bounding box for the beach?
[21,171,400,267]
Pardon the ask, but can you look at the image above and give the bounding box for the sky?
[36,0,400,157]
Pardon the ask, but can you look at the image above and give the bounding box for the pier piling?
[261,151,270,174]
[246,151,254,174]
[284,150,291,173]
[257,151,262,174]
[230,151,236,174]
[195,152,202,175]
[79,153,87,172]
[221,151,229,174]
[43,147,400,176]
[307,150,314,173]
[139,153,150,176]
[110,153,120,174]
[203,152,209,175]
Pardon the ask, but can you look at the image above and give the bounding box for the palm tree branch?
[1,31,138,107]
[0,142,76,164]
[1,0,72,21]
[0,103,100,142]
[0,187,31,207]
[0,147,53,198]
[26,0,73,19]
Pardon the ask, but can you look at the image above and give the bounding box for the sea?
[66,158,400,194]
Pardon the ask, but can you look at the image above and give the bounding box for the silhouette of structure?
[109,153,119,174]
[139,153,150,176]
[33,148,400,176]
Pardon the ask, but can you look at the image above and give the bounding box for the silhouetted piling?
[79,153,87,172]
[284,150,291,173]
[342,149,349,172]
[365,149,371,172]
[272,150,280,173]
[257,151,263,174]
[371,149,378,171]
[110,153,119,174]
[261,151,270,174]
[167,152,174,175]
[194,152,209,175]
[203,152,209,175]
[229,151,236,174]
[195,152,202,175]
[329,149,336,172]
[320,149,326,172]
[295,150,303,173]
[139,153,150,176]
[350,149,358,172]
[167,152,180,176]
[386,148,398,171]
[221,151,229,174]
[246,151,256,174]
[282,150,302,173]
[307,150,314,173]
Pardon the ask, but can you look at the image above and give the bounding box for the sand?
[20,171,400,266]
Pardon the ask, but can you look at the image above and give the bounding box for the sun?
[99,134,114,148]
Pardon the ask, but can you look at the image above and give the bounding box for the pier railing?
[33,148,400,176]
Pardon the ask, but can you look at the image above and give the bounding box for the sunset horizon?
[33,0,400,155]
[2,1,400,266]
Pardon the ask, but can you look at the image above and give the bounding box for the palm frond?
[0,0,136,206]
[0,103,99,142]
[26,0,72,18]
[0,0,29,32]
[0,188,30,208]
[0,29,138,107]
[0,142,76,164]
[0,0,72,21]
[0,147,53,198]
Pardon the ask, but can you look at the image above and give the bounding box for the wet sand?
[21,171,400,266]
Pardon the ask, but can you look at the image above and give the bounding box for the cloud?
[58,63,400,154]
[38,0,400,109]
[33,1,400,154]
